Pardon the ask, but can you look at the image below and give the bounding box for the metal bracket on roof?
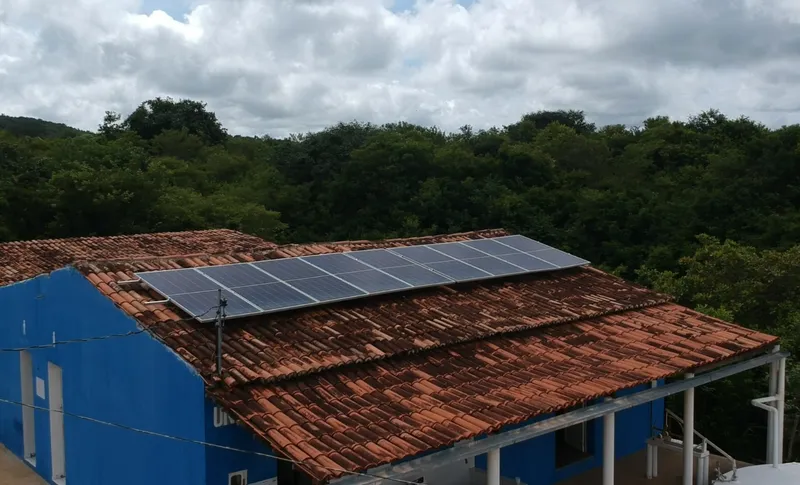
[144,298,170,305]
[116,278,141,285]
[331,348,789,485]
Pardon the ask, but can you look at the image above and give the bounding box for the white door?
[20,351,36,464]
[48,363,66,483]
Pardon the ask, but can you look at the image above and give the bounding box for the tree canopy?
[1,99,798,463]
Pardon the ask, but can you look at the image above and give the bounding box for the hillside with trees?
[0,97,798,463]
[0,114,89,139]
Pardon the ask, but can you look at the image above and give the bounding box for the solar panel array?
[134,235,589,322]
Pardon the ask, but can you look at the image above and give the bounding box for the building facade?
[0,229,781,485]
[0,265,666,485]
[0,267,277,484]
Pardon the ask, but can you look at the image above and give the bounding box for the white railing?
[661,409,738,482]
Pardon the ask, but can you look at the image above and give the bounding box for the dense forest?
[1,98,798,465]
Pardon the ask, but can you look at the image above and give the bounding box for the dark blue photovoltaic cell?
[197,264,277,288]
[137,234,591,321]
[301,253,371,275]
[138,268,219,295]
[289,275,366,302]
[337,270,411,293]
[233,282,315,311]
[426,260,492,281]
[530,248,589,268]
[345,249,409,269]
[381,264,453,286]
[390,246,453,264]
[495,252,558,271]
[462,256,526,276]
[431,242,487,260]
[495,235,551,253]
[461,239,520,256]
[170,289,258,321]
[252,258,326,281]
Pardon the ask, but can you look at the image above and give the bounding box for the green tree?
[104,97,228,145]
[639,236,800,463]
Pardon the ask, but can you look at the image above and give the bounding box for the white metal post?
[768,358,778,462]
[648,380,659,481]
[777,356,786,464]
[603,398,615,485]
[696,440,709,485]
[683,373,695,485]
[487,448,500,485]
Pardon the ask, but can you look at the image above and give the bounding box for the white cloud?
[2,0,800,137]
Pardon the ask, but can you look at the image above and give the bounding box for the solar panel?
[461,238,519,256]
[389,245,452,264]
[494,235,551,253]
[529,248,589,268]
[344,249,453,288]
[233,282,315,312]
[301,253,371,274]
[494,252,558,271]
[289,275,366,302]
[252,258,325,281]
[170,289,259,321]
[337,269,412,293]
[430,242,486,260]
[380,264,453,286]
[345,249,409,269]
[426,260,492,281]
[138,268,220,295]
[460,256,526,277]
[134,234,590,322]
[198,264,277,288]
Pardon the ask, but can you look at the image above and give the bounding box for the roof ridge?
[209,292,675,390]
[0,228,244,247]
[319,228,507,247]
[76,250,272,267]
[76,228,507,269]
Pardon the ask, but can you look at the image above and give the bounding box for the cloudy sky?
[2,0,800,137]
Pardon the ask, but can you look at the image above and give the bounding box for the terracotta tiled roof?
[210,304,776,481]
[87,263,668,386]
[0,229,275,286]
[61,228,778,483]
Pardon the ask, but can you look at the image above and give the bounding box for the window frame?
[229,470,248,485]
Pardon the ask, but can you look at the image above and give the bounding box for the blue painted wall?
[0,268,211,485]
[204,399,277,484]
[474,385,666,485]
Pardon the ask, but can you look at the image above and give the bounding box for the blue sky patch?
[390,0,476,13]
[139,0,191,19]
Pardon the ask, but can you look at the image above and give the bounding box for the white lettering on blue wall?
[213,407,236,428]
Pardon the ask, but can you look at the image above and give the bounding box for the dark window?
[555,404,595,468]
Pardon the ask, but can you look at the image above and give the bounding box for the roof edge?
[214,334,780,483]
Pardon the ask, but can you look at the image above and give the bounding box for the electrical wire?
[0,396,421,485]
[0,305,218,353]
